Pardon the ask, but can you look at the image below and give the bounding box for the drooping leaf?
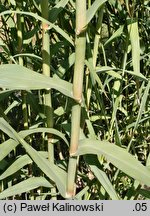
[0,118,67,197]
[0,126,68,162]
[0,155,32,180]
[96,67,147,81]
[91,166,120,200]
[74,139,150,187]
[0,10,74,46]
[0,177,52,199]
[86,0,107,25]
[104,25,124,46]
[0,139,19,162]
[0,64,73,98]
[0,152,48,180]
[84,154,119,199]
[19,128,69,146]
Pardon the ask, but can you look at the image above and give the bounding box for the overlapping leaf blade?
[0,127,69,162]
[0,177,52,199]
[0,64,73,98]
[91,166,120,200]
[0,118,67,197]
[86,0,107,25]
[0,152,48,180]
[74,139,150,187]
[0,10,74,45]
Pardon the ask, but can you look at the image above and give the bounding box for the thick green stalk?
[41,0,56,199]
[67,0,86,198]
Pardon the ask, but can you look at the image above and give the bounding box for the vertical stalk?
[41,0,56,199]
[17,2,33,187]
[16,2,29,131]
[67,0,86,198]
[93,5,104,68]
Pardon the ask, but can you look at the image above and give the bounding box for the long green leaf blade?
[0,177,52,199]
[91,166,120,200]
[0,10,74,46]
[86,0,107,25]
[0,64,73,98]
[0,155,32,180]
[133,81,150,131]
[128,20,140,74]
[0,152,48,180]
[0,118,67,197]
[74,139,150,187]
[0,127,69,162]
[104,25,124,46]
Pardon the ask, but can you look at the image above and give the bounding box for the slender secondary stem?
[16,2,33,187]
[41,0,56,199]
[67,0,86,198]
[93,5,104,68]
[17,2,29,130]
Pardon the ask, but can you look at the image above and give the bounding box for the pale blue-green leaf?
[19,141,67,197]
[133,81,150,131]
[106,71,122,79]
[13,53,42,61]
[0,118,17,141]
[0,177,52,199]
[0,155,32,180]
[91,166,119,200]
[123,70,147,81]
[75,186,89,200]
[104,25,124,46]
[74,139,150,187]
[96,67,147,81]
[86,0,107,25]
[0,64,73,98]
[0,139,19,161]
[0,118,67,197]
[4,100,19,115]
[128,20,140,74]
[0,125,68,162]
[0,152,48,180]
[146,152,150,168]
[54,106,65,116]
[19,128,69,146]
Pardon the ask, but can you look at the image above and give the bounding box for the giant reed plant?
[0,0,150,200]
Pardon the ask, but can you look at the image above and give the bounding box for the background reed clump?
[0,0,150,200]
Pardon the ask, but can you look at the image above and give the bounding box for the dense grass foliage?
[0,0,150,200]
